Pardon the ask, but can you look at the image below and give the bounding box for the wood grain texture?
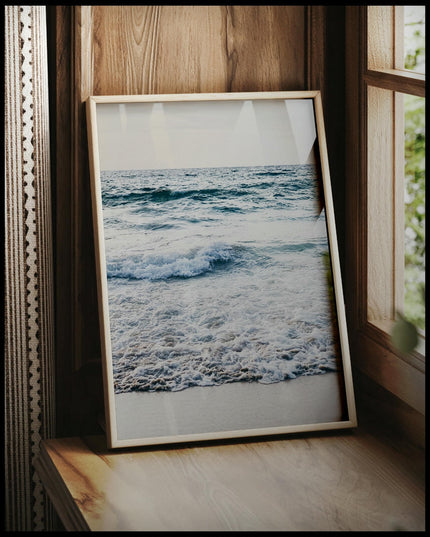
[34,451,90,531]
[37,432,425,531]
[72,6,101,373]
[353,326,425,415]
[49,5,312,437]
[353,369,425,450]
[364,69,425,97]
[394,91,405,315]
[367,6,395,70]
[75,5,308,375]
[47,6,75,436]
[367,85,395,321]
[344,6,425,429]
[88,5,306,96]
[345,6,367,334]
[323,7,346,273]
[307,6,326,100]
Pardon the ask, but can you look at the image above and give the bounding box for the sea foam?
[107,243,237,281]
[101,164,342,394]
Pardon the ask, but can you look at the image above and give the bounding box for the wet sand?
[114,372,345,444]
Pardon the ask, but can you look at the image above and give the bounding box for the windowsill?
[367,318,425,371]
[35,427,425,531]
[352,322,425,416]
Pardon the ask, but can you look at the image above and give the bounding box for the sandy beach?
[114,372,345,443]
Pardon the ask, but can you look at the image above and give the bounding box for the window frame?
[345,6,425,415]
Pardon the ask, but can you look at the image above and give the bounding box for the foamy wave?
[112,326,339,393]
[107,243,236,281]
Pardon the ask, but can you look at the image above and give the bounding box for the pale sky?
[96,98,317,171]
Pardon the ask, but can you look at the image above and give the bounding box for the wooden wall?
[47,6,345,437]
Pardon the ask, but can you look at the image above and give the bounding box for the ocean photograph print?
[86,91,357,448]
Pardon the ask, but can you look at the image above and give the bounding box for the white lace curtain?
[4,5,55,531]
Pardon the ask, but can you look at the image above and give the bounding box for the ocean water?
[100,165,342,394]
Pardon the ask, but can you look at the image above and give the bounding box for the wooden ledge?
[35,429,425,532]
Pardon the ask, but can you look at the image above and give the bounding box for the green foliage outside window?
[403,12,425,333]
[404,94,425,332]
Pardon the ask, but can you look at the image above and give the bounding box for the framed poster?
[86,91,357,449]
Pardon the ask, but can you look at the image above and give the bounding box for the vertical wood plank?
[72,6,100,372]
[307,6,326,100]
[345,6,367,335]
[91,6,162,95]
[393,6,405,70]
[72,5,309,375]
[393,7,405,314]
[367,6,395,71]
[51,5,317,436]
[216,6,306,92]
[394,92,405,314]
[366,6,401,324]
[154,6,229,94]
[47,5,74,436]
[88,5,306,96]
[367,86,395,321]
[322,7,346,274]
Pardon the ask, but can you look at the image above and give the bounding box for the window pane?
[404,6,425,74]
[404,93,425,332]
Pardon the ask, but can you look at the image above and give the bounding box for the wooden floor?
[35,422,425,532]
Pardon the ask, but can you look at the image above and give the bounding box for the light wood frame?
[87,91,357,449]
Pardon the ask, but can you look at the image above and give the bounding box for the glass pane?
[404,5,425,74]
[404,93,425,332]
